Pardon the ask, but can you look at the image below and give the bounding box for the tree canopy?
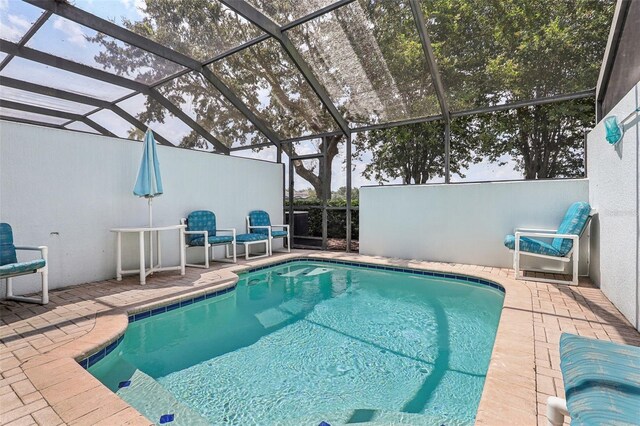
[88,0,615,192]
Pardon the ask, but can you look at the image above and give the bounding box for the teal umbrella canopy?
[134,129,163,198]
[133,129,163,226]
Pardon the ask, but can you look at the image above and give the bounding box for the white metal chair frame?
[510,210,596,286]
[546,396,569,426]
[245,217,290,256]
[4,245,49,305]
[181,218,236,268]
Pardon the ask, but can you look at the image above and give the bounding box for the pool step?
[278,267,311,277]
[116,365,209,425]
[305,267,331,277]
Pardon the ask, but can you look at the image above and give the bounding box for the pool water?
[89,261,504,425]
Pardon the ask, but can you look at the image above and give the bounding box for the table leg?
[116,232,122,281]
[157,230,162,268]
[149,229,154,276]
[139,231,146,285]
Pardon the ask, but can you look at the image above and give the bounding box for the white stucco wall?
[0,121,283,296]
[359,179,591,272]
[588,83,639,330]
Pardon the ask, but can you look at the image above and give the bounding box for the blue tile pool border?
[245,257,506,293]
[79,256,503,369]
[77,284,237,369]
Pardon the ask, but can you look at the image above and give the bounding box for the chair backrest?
[552,202,592,256]
[248,210,271,235]
[0,223,18,266]
[186,210,216,244]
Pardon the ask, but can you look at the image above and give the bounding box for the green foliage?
[89,0,614,188]
[286,199,359,239]
[354,119,479,184]
[470,97,595,179]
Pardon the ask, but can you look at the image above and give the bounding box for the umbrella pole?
[149,197,153,274]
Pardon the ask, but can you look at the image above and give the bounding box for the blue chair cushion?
[271,230,288,238]
[504,234,561,256]
[0,259,46,277]
[248,210,271,235]
[236,233,267,242]
[186,210,217,245]
[189,235,233,246]
[559,333,640,426]
[552,202,591,256]
[0,223,18,266]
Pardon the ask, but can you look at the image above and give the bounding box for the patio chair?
[181,211,236,268]
[246,210,290,256]
[546,333,640,426]
[504,201,594,286]
[0,223,48,304]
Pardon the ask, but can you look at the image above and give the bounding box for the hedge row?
[285,199,359,239]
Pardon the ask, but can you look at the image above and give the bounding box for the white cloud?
[0,13,31,41]
[119,0,147,18]
[53,17,88,47]
[0,0,9,11]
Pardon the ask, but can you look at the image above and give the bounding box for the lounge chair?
[246,210,290,256]
[181,211,236,267]
[504,201,594,285]
[547,333,640,426]
[0,223,48,304]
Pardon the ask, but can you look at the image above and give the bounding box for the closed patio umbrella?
[133,129,163,227]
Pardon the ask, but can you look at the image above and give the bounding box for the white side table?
[111,225,186,285]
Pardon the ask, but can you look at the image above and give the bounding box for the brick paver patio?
[1,251,638,426]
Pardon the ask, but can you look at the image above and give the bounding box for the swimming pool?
[88,260,504,425]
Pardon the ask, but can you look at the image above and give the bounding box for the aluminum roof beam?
[0,99,116,137]
[26,0,280,148]
[0,10,51,72]
[219,0,351,137]
[0,41,209,148]
[231,90,595,151]
[147,89,229,153]
[408,0,450,121]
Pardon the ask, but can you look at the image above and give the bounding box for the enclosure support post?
[346,134,352,253]
[288,155,295,249]
[321,138,328,251]
[445,121,451,183]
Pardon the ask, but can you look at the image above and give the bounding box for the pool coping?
[20,252,537,425]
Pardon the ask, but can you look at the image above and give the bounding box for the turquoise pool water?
[89,260,504,425]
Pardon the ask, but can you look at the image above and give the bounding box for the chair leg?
[6,277,13,298]
[204,243,210,269]
[287,234,291,253]
[5,272,48,305]
[40,269,48,305]
[514,251,521,280]
[572,247,579,286]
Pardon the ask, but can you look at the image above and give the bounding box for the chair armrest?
[15,246,47,252]
[216,228,236,236]
[270,224,289,230]
[515,227,558,233]
[184,230,207,235]
[515,231,578,239]
[14,246,48,263]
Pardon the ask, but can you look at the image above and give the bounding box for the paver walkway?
[1,251,638,426]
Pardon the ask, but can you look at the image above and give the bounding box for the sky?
[1,0,525,189]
